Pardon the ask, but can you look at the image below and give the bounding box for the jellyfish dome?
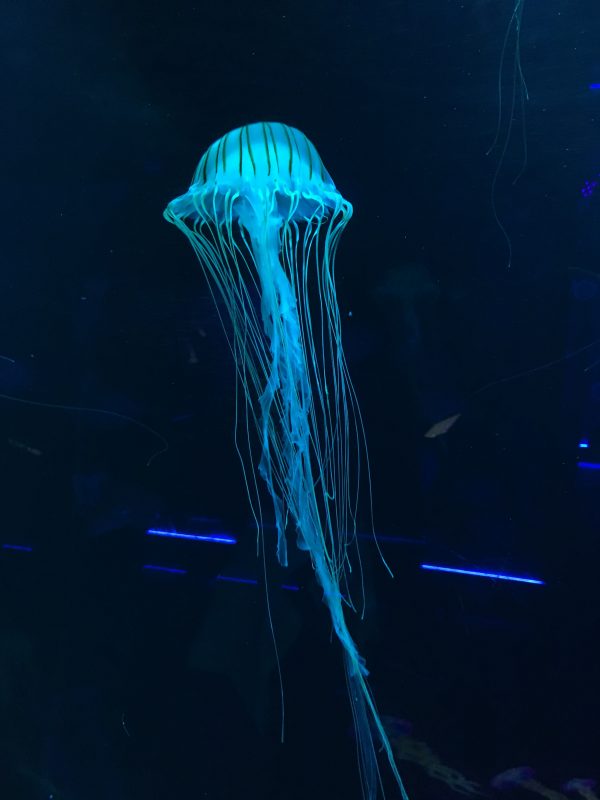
[167,121,346,226]
[165,122,407,800]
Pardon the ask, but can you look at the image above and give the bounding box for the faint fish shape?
[424,413,461,439]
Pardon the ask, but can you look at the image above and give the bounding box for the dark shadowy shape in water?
[373,262,439,362]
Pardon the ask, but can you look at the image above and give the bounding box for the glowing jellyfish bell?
[164,122,407,800]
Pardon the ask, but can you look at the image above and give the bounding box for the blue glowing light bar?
[142,564,187,575]
[589,83,600,90]
[420,563,544,585]
[146,528,236,544]
[217,574,258,586]
[2,543,33,552]
[577,461,600,470]
[578,440,589,449]
[216,574,300,591]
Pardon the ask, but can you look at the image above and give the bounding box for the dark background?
[1,0,599,798]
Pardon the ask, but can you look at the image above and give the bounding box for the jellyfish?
[563,779,599,800]
[491,767,567,800]
[164,122,408,800]
[383,716,484,796]
[485,0,529,268]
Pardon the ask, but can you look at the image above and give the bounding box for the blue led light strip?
[217,574,258,586]
[146,528,236,544]
[420,563,544,585]
[1,543,33,552]
[217,574,300,591]
[142,564,187,575]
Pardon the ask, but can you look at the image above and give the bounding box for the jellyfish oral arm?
[249,211,408,799]
[250,216,305,567]
[249,214,358,645]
